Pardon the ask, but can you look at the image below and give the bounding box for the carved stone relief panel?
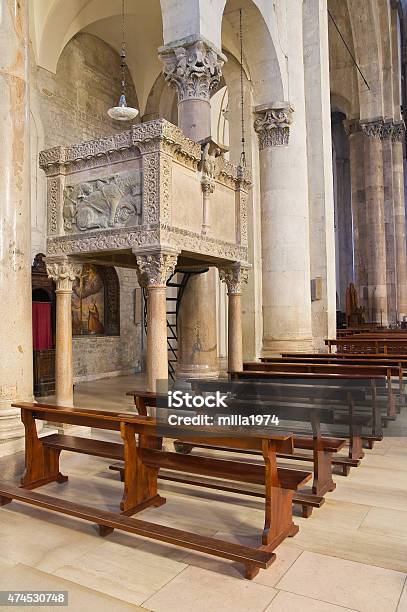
[62,171,142,233]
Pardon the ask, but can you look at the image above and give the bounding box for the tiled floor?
[0,374,406,612]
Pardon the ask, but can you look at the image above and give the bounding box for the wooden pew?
[3,401,310,580]
[228,371,385,454]
[242,362,398,419]
[125,387,351,517]
[325,338,407,354]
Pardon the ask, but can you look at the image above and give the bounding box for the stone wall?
[31,32,142,381]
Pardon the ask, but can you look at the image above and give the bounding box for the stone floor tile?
[397,579,407,612]
[359,507,407,541]
[53,540,187,606]
[143,565,277,612]
[276,550,406,612]
[0,564,143,612]
[265,591,358,612]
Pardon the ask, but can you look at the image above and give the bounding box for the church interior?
[0,0,407,610]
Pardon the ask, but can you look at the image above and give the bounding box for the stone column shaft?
[346,121,368,311]
[219,266,248,372]
[392,123,407,318]
[46,259,81,406]
[136,252,178,391]
[361,120,388,325]
[159,37,225,377]
[254,103,313,354]
[382,124,397,323]
[0,0,32,444]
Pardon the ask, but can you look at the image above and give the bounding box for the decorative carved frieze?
[135,251,178,287]
[392,122,405,143]
[380,122,393,140]
[45,257,82,291]
[39,119,201,177]
[47,226,161,257]
[159,37,226,103]
[361,119,385,139]
[254,105,293,149]
[63,172,142,233]
[343,119,362,136]
[219,265,249,294]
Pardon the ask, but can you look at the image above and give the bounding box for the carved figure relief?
[63,172,142,233]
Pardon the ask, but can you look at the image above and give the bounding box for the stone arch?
[144,73,178,124]
[221,0,286,105]
[35,0,163,112]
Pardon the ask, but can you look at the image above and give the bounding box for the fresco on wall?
[72,264,105,335]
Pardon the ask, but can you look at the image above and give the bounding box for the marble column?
[303,0,337,350]
[135,251,178,391]
[254,104,314,354]
[159,37,225,377]
[219,265,249,372]
[361,120,388,325]
[159,38,226,143]
[346,120,368,312]
[0,0,32,444]
[392,122,407,319]
[381,122,397,324]
[46,258,81,407]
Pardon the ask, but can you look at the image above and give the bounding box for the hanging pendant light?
[108,0,139,121]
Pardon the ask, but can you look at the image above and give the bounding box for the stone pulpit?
[39,119,250,395]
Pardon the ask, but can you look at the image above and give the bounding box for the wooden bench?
[5,401,310,580]
[252,358,403,414]
[242,362,398,419]
[228,371,385,453]
[125,388,350,517]
[325,338,407,355]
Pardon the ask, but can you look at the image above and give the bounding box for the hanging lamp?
[108,0,139,121]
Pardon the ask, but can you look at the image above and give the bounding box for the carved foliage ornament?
[136,252,178,287]
[392,122,405,143]
[160,39,225,102]
[219,265,249,294]
[46,259,82,291]
[254,107,293,149]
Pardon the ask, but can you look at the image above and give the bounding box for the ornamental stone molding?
[39,119,202,177]
[381,122,393,140]
[343,119,362,136]
[159,36,226,103]
[361,119,386,139]
[45,257,82,291]
[135,250,178,287]
[219,265,249,295]
[254,103,294,149]
[392,121,405,143]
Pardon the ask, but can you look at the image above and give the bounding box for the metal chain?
[121,0,126,98]
[239,9,246,167]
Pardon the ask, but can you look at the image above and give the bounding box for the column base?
[175,363,219,381]
[262,337,314,356]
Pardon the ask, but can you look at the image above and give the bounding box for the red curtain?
[32,302,53,350]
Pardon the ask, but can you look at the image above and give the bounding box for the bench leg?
[262,441,298,549]
[313,449,335,495]
[20,411,68,489]
[301,504,313,518]
[119,424,166,515]
[349,428,364,461]
[0,496,11,507]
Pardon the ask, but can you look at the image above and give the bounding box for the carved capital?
[135,251,178,287]
[219,265,249,295]
[392,121,405,143]
[159,37,226,103]
[343,119,362,136]
[254,104,293,149]
[45,257,82,291]
[361,119,386,139]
